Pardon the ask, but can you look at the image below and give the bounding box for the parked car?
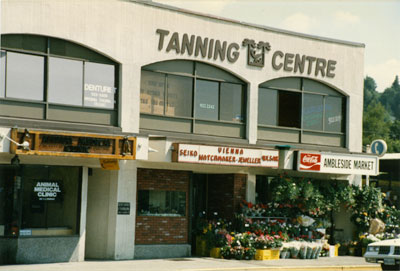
[364,238,400,270]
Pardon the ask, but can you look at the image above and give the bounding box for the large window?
[0,34,119,126]
[258,77,346,147]
[137,190,186,217]
[0,165,81,237]
[140,61,246,138]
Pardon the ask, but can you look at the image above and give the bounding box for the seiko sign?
[172,143,279,168]
[298,151,379,175]
[156,29,337,78]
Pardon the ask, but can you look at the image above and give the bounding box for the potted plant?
[254,235,282,260]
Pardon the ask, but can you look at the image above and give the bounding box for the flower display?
[196,176,400,260]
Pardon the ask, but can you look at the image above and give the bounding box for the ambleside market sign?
[172,143,279,168]
[298,151,379,175]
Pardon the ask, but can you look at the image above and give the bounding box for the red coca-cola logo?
[300,153,321,171]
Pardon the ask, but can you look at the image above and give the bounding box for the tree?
[391,75,400,92]
[379,76,400,119]
[363,101,391,146]
[363,76,380,111]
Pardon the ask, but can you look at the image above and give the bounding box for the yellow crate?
[196,236,208,257]
[255,249,280,260]
[210,247,221,258]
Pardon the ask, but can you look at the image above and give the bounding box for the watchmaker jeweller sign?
[172,143,279,168]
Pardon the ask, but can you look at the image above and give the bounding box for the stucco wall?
[1,0,365,152]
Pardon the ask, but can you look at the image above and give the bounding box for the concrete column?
[247,83,258,144]
[113,160,137,259]
[246,173,256,203]
[85,161,137,260]
[77,167,89,261]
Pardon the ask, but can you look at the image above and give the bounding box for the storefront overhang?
[8,128,136,160]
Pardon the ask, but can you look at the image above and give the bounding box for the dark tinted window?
[48,57,83,106]
[6,52,44,101]
[20,166,81,236]
[1,34,47,53]
[278,91,301,128]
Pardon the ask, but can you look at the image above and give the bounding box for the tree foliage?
[363,75,400,152]
[363,101,390,145]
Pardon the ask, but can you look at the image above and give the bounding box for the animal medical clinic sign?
[172,143,279,168]
[297,151,379,175]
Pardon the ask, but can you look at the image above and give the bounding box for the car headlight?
[367,246,379,252]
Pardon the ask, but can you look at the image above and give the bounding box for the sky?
[155,0,400,92]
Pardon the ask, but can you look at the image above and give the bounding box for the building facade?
[0,0,377,264]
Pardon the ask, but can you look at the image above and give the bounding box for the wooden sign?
[10,128,135,160]
[100,159,120,170]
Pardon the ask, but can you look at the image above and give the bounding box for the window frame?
[140,61,247,137]
[258,77,347,147]
[0,35,120,126]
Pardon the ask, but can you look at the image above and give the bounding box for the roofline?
[126,0,365,48]
[380,153,400,160]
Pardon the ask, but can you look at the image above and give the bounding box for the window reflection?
[325,96,343,132]
[84,62,115,109]
[195,80,219,121]
[166,75,193,117]
[0,51,5,98]
[220,83,243,122]
[6,52,44,101]
[140,61,246,132]
[303,94,323,131]
[48,57,83,106]
[138,190,186,216]
[140,71,165,115]
[258,88,277,126]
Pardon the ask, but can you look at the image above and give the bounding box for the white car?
[364,238,400,270]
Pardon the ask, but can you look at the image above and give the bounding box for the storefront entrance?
[191,173,246,255]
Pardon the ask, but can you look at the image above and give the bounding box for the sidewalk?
[0,257,381,271]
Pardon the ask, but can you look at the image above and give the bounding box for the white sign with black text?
[298,151,379,175]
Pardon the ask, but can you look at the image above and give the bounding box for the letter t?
[156,29,170,50]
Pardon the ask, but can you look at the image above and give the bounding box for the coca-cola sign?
[299,153,321,171]
[297,151,379,175]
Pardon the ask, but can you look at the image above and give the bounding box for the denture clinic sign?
[298,151,379,175]
[172,143,279,168]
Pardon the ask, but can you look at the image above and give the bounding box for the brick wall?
[207,174,247,220]
[135,168,190,245]
[233,174,247,212]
